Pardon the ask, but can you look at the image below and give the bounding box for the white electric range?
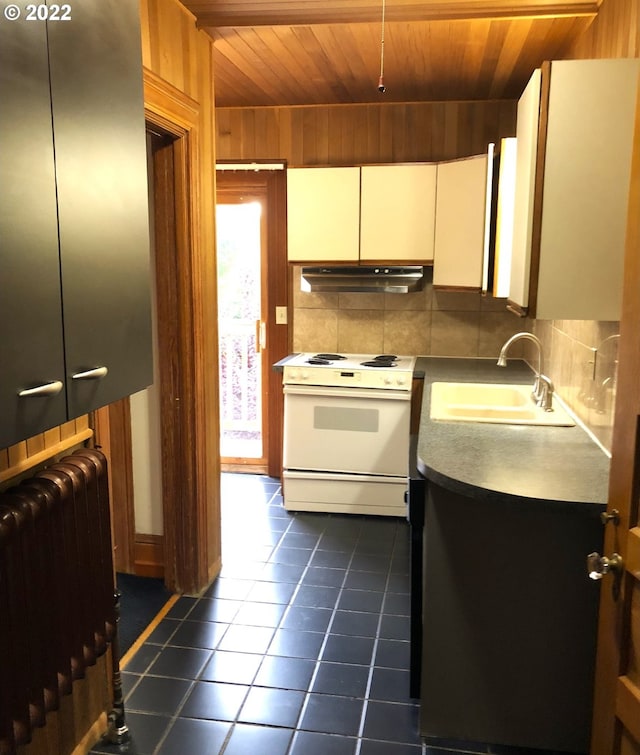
[282,352,416,516]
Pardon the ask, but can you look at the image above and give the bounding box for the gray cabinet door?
[0,8,67,448]
[48,0,153,418]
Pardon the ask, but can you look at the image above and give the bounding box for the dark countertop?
[415,356,610,512]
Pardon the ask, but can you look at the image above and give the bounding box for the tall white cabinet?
[509,58,640,320]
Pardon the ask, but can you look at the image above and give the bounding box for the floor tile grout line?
[283,510,357,744]
[150,678,202,755]
[354,528,398,754]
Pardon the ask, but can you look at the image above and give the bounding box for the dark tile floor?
[91,474,561,755]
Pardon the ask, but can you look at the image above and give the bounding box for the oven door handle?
[283,384,411,401]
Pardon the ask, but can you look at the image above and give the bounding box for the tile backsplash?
[532,319,619,454]
[291,266,525,359]
[291,265,619,455]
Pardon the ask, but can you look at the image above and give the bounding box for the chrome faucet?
[497,332,555,411]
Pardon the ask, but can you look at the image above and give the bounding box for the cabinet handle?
[18,380,64,398]
[72,366,109,380]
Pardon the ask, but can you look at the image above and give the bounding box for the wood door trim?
[616,676,640,744]
[144,67,199,133]
[265,169,288,477]
[92,400,136,574]
[144,67,221,593]
[626,527,640,573]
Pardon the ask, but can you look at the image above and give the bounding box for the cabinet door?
[0,8,67,449]
[510,60,639,319]
[47,0,153,417]
[509,68,541,312]
[433,155,488,289]
[287,167,360,261]
[536,59,639,320]
[360,164,437,262]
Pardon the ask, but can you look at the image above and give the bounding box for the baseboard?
[134,533,164,578]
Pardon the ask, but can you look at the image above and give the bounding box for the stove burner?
[307,357,331,365]
[314,353,347,361]
[360,360,397,368]
[361,354,399,367]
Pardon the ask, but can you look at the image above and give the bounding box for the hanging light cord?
[378,0,386,92]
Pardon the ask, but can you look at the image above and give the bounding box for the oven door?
[283,384,411,477]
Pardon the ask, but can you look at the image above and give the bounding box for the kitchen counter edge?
[414,356,610,513]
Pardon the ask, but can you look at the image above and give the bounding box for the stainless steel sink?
[430,382,576,426]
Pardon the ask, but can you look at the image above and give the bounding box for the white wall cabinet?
[360,164,437,262]
[433,154,489,289]
[287,164,437,263]
[509,58,640,320]
[287,167,361,262]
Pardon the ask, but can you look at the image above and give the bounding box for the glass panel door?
[216,199,266,464]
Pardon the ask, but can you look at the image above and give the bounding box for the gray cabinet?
[0,12,68,445]
[420,482,602,752]
[0,0,152,449]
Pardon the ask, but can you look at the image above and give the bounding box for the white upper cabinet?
[287,167,361,262]
[433,154,489,289]
[509,58,640,319]
[360,164,437,262]
[287,164,437,263]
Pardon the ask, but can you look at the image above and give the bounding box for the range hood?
[301,266,426,294]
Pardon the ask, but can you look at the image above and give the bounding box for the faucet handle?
[535,374,554,411]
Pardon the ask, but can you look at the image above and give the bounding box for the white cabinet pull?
[18,380,64,398]
[72,366,108,380]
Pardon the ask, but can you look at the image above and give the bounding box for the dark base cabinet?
[420,483,603,754]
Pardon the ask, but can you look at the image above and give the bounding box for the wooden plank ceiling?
[182,0,599,107]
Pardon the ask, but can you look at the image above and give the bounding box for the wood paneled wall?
[140,0,208,99]
[0,417,93,488]
[216,100,517,165]
[566,0,639,59]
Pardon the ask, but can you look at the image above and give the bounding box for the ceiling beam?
[190,0,599,29]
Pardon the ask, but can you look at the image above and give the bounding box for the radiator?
[0,449,118,755]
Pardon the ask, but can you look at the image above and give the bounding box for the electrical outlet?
[275,306,288,325]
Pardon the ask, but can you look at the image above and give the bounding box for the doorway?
[216,166,290,477]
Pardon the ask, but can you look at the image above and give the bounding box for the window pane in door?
[216,201,262,459]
